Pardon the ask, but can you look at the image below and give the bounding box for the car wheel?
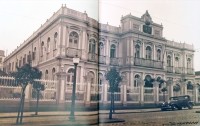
[171,105,176,111]
[188,103,193,109]
[161,108,165,111]
[178,106,182,110]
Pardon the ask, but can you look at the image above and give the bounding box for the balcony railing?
[110,58,119,66]
[134,57,163,69]
[88,53,98,62]
[187,68,194,75]
[175,67,182,74]
[65,47,82,58]
[166,66,173,73]
[99,55,106,64]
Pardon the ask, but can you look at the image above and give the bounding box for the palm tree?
[11,64,42,124]
[105,67,122,119]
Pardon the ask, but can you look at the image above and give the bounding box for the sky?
[0,0,200,71]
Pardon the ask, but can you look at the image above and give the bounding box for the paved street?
[1,107,200,126]
[100,108,200,126]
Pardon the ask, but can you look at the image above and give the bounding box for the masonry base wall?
[0,100,163,113]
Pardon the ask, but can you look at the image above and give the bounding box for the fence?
[159,91,169,102]
[0,76,199,105]
[31,79,57,101]
[65,82,86,102]
[0,76,21,100]
[144,87,154,102]
[127,86,140,102]
[187,89,194,101]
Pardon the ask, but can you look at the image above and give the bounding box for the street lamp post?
[69,56,79,121]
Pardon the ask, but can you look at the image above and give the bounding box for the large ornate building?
[0,50,5,71]
[3,5,196,106]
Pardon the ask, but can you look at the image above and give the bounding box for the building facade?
[3,6,196,106]
[0,50,5,71]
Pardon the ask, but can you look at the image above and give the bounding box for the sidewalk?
[0,106,200,126]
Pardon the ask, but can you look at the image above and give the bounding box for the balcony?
[110,58,119,66]
[88,53,98,62]
[65,47,82,58]
[187,68,194,75]
[166,66,173,73]
[134,57,163,69]
[175,67,182,74]
[99,55,106,64]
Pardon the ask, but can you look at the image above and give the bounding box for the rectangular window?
[154,30,160,36]
[133,24,139,31]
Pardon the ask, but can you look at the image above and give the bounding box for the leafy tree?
[32,82,45,115]
[11,64,42,124]
[105,67,122,119]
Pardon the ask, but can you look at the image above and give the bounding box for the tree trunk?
[109,92,113,119]
[19,90,25,124]
[16,89,24,124]
[163,92,165,102]
[112,93,115,113]
[35,90,39,115]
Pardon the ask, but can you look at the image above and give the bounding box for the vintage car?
[161,95,194,111]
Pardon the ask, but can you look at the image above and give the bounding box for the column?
[127,38,130,57]
[56,71,66,104]
[140,80,144,105]
[58,24,63,57]
[167,80,173,99]
[103,82,108,105]
[130,39,134,65]
[181,81,187,95]
[61,25,67,56]
[106,38,110,65]
[153,81,159,104]
[85,82,91,106]
[80,66,85,90]
[82,29,87,60]
[153,44,156,60]
[122,84,127,106]
[142,42,145,58]
[193,85,199,103]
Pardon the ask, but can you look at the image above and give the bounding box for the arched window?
[187,81,193,90]
[146,46,152,60]
[99,42,104,56]
[47,37,50,53]
[89,39,96,53]
[134,74,140,87]
[144,75,153,87]
[98,73,103,85]
[157,49,161,61]
[110,44,116,58]
[52,68,56,80]
[41,41,44,56]
[67,68,74,83]
[187,58,191,68]
[45,70,48,80]
[53,32,58,50]
[88,71,95,84]
[135,45,140,58]
[33,47,36,60]
[69,31,79,48]
[175,57,179,67]
[167,55,171,66]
